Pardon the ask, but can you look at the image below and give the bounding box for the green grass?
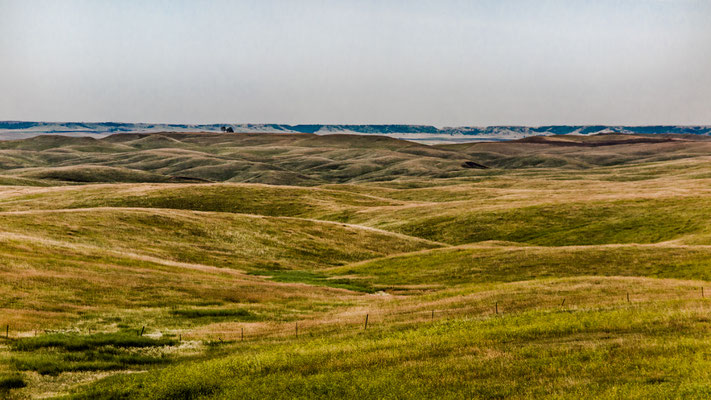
[17,165,178,183]
[63,302,711,399]
[331,243,711,287]
[0,206,436,274]
[4,332,179,376]
[370,197,708,246]
[0,373,26,390]
[248,269,375,293]
[0,184,397,216]
[0,235,363,331]
[170,308,260,320]
[10,350,168,376]
[11,332,177,352]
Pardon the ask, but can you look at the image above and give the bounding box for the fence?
[1,286,707,342]
[191,286,709,343]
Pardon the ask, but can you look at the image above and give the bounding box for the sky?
[1,0,710,126]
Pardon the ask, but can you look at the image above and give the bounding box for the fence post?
[495,302,498,315]
[241,327,244,341]
[561,298,565,306]
[627,292,630,303]
[295,322,298,338]
[140,326,145,337]
[5,324,8,338]
[364,314,369,330]
[431,310,434,321]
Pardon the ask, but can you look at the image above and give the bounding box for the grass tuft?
[12,331,177,352]
[170,308,258,320]
[0,373,26,390]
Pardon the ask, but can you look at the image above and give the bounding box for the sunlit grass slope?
[0,204,437,333]
[66,300,711,400]
[0,183,399,217]
[0,234,365,331]
[0,208,436,272]
[330,243,711,289]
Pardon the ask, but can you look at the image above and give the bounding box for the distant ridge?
[1,121,710,143]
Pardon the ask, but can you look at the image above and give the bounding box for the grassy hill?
[0,133,479,185]
[2,133,711,398]
[2,132,711,186]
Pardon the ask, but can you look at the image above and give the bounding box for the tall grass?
[66,303,711,399]
[11,332,176,352]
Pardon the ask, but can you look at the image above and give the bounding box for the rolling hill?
[1,132,711,187]
[2,132,711,398]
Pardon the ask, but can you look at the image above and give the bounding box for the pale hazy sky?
[1,0,710,126]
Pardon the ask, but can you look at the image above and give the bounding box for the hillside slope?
[1,133,711,186]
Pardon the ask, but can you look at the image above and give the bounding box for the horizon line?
[2,120,711,129]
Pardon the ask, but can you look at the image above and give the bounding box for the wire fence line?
[196,286,709,343]
[1,286,706,342]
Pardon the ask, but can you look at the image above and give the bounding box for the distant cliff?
[1,121,710,143]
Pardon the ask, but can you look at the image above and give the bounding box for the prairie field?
[1,132,711,399]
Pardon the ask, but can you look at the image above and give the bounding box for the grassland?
[1,132,711,398]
